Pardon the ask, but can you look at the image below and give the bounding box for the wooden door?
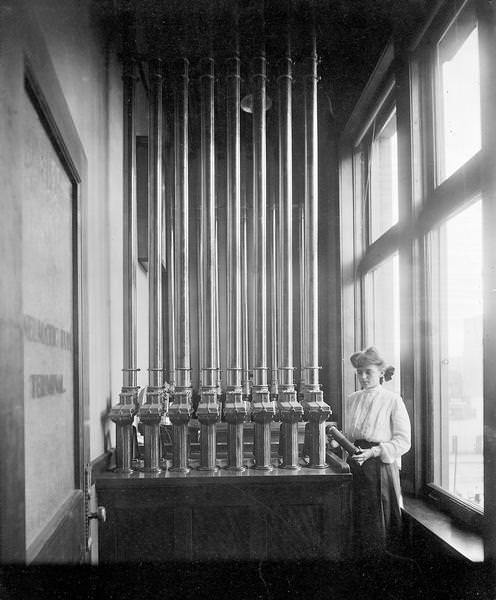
[0,2,89,564]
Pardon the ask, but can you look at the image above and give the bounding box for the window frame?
[345,69,411,482]
[353,90,402,383]
[339,0,492,535]
[368,106,399,244]
[433,2,481,186]
[423,199,485,527]
[361,252,402,395]
[354,92,397,250]
[413,0,484,531]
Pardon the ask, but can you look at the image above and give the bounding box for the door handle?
[88,506,106,523]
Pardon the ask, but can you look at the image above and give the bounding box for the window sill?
[402,496,484,563]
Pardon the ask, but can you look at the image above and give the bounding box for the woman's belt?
[354,439,380,450]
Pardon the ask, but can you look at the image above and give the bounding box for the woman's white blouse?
[344,386,411,467]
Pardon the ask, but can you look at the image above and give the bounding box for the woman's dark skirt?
[348,452,403,557]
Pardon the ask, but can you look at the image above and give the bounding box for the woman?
[344,346,411,557]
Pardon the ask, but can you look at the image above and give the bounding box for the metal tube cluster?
[112,16,331,474]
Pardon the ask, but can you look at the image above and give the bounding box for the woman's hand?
[351,448,375,465]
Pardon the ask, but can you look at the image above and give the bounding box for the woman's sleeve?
[379,396,411,464]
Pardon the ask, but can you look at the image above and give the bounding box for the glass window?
[369,110,398,242]
[435,6,480,182]
[429,200,483,510]
[363,253,401,394]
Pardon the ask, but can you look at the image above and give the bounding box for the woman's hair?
[350,346,395,381]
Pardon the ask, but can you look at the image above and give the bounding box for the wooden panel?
[323,483,353,560]
[29,491,84,564]
[393,28,417,498]
[23,83,76,550]
[403,496,483,563]
[248,505,268,560]
[115,508,174,563]
[192,507,251,561]
[172,507,193,560]
[268,505,324,559]
[96,469,352,563]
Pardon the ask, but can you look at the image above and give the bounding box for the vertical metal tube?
[304,39,319,395]
[278,52,294,388]
[277,41,303,470]
[302,32,330,468]
[299,204,307,397]
[270,200,283,463]
[197,56,220,471]
[168,58,192,473]
[174,62,191,392]
[114,422,133,472]
[162,101,176,468]
[252,56,267,388]
[110,44,139,474]
[197,212,204,394]
[148,60,164,390]
[269,202,279,400]
[215,216,221,391]
[251,51,275,471]
[300,204,312,463]
[140,57,166,473]
[167,216,176,388]
[225,49,247,471]
[122,42,138,392]
[241,204,251,400]
[166,122,176,390]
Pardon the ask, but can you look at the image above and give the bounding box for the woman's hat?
[350,346,395,381]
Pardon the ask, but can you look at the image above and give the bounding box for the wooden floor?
[1,556,493,600]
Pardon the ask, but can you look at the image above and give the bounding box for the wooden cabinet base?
[96,465,352,563]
